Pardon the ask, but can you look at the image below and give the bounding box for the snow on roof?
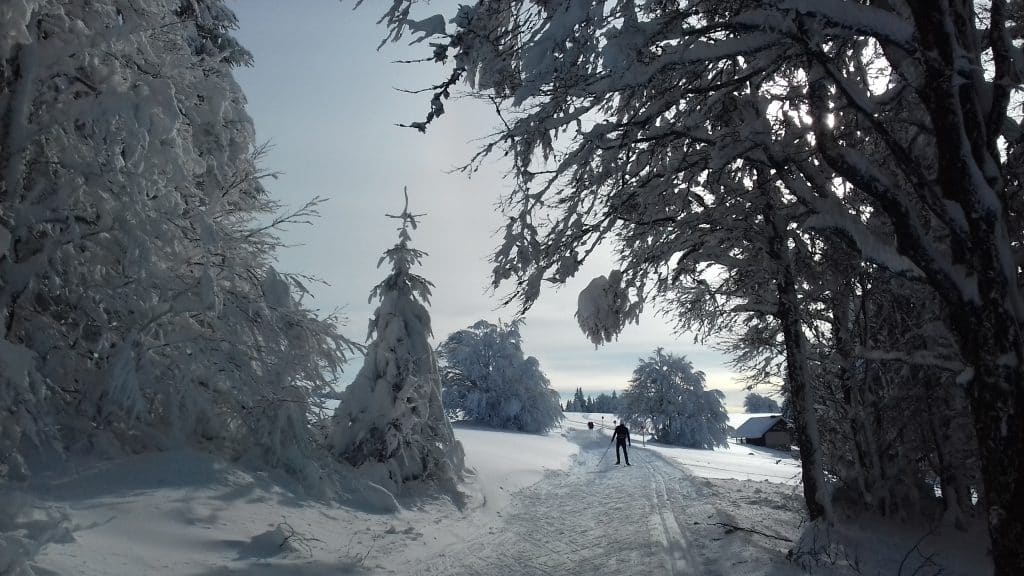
[733,415,786,438]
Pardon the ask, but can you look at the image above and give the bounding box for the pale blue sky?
[228,0,762,410]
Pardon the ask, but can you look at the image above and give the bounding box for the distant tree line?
[563,388,621,414]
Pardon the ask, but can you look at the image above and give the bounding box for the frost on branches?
[329,193,464,498]
[619,349,728,450]
[437,319,562,433]
[0,0,353,489]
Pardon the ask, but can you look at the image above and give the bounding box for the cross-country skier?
[613,421,631,466]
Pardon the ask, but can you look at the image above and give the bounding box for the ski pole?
[596,434,615,467]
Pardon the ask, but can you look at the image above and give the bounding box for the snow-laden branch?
[854,346,964,372]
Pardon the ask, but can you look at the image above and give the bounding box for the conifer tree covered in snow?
[437,319,561,433]
[0,0,353,486]
[743,393,781,414]
[572,387,587,412]
[329,193,464,496]
[619,349,728,449]
[366,1,1024,569]
[563,390,574,411]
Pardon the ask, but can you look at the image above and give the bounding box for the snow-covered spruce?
[619,349,729,450]
[437,319,561,433]
[565,388,589,413]
[0,0,353,488]
[329,192,464,497]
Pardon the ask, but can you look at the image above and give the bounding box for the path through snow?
[393,430,802,576]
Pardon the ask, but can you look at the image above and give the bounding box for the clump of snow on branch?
[576,270,641,346]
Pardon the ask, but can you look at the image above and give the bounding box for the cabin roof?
[733,415,787,438]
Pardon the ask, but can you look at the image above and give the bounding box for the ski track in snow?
[395,430,797,576]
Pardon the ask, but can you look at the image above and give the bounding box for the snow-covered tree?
[743,393,781,414]
[590,391,620,414]
[329,192,464,497]
[619,349,728,449]
[569,387,587,413]
[437,319,561,433]
[0,0,353,487]
[814,264,980,527]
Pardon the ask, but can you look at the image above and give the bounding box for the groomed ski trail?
[403,430,793,576]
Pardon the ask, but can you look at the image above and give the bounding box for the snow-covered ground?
[4,413,989,575]
[13,427,577,575]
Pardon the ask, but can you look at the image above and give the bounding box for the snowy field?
[4,413,988,575]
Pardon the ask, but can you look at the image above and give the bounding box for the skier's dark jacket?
[613,423,630,445]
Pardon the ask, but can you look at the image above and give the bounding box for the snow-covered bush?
[0,0,353,486]
[329,194,464,497]
[619,349,728,449]
[743,393,781,414]
[437,319,561,433]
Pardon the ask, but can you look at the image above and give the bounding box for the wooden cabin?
[733,415,792,451]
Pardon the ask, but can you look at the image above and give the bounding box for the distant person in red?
[613,421,631,466]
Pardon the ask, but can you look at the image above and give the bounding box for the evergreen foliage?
[329,192,464,496]
[573,388,586,412]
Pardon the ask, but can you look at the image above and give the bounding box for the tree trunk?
[831,266,884,513]
[949,301,1024,571]
[905,3,1024,570]
[763,172,832,522]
